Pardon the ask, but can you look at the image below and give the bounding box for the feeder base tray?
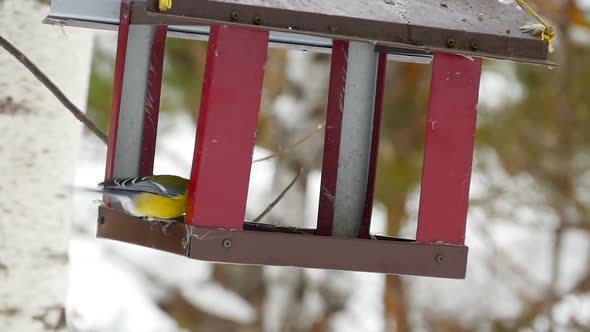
[97,206,468,279]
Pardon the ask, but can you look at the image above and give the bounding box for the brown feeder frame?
[99,207,468,278]
[46,0,551,279]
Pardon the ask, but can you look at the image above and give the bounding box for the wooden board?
[97,206,468,278]
[144,0,551,64]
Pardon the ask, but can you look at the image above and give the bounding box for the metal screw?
[253,16,263,25]
[446,38,456,48]
[435,255,444,263]
[121,8,129,19]
[222,239,232,248]
[469,40,479,51]
[230,11,240,21]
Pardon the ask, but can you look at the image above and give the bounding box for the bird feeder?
[45,0,551,278]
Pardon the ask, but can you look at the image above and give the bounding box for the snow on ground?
[402,151,590,329]
[180,281,256,324]
[67,237,182,332]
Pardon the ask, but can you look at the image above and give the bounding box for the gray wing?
[100,176,185,197]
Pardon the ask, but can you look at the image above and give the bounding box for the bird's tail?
[73,186,103,194]
[65,185,133,199]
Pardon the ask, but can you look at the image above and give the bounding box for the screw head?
[446,38,456,48]
[222,239,232,248]
[121,8,129,18]
[435,255,444,263]
[469,40,479,51]
[253,16,263,25]
[230,11,240,21]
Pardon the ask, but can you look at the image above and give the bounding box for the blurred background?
[8,0,590,331]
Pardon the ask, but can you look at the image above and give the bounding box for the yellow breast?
[134,192,187,219]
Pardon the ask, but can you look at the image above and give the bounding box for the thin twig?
[0,34,108,144]
[252,168,303,223]
[252,125,323,163]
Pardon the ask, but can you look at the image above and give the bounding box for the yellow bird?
[158,0,172,12]
[99,175,189,219]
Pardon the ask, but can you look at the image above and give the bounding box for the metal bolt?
[230,11,240,21]
[253,16,263,25]
[222,239,232,248]
[435,255,444,263]
[446,38,456,48]
[469,40,479,51]
[121,7,129,19]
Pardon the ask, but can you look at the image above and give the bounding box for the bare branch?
[0,34,108,144]
[252,125,323,163]
[252,168,303,223]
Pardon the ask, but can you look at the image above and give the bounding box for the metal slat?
[105,0,131,180]
[317,40,347,237]
[332,42,379,238]
[105,2,165,180]
[112,25,160,177]
[358,53,387,239]
[185,26,269,229]
[317,41,379,238]
[416,53,482,245]
[140,25,167,176]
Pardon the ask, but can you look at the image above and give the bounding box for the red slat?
[416,53,482,245]
[316,40,348,236]
[186,25,269,229]
[139,25,167,176]
[105,0,131,180]
[358,52,387,239]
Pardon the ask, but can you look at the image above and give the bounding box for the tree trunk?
[384,198,410,332]
[0,1,93,330]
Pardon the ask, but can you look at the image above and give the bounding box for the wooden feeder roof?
[143,0,551,65]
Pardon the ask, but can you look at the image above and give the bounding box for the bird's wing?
[100,176,187,197]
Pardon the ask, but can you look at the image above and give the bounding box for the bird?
[158,0,172,12]
[99,175,189,220]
